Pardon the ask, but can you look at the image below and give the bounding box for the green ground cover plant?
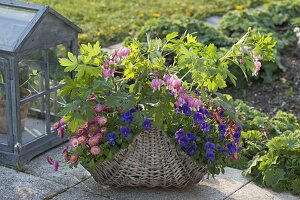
[220,95,300,194]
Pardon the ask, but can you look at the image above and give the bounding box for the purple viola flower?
[205,141,215,163]
[182,102,192,117]
[121,111,134,124]
[200,121,210,134]
[205,151,215,163]
[178,135,189,148]
[107,132,117,146]
[194,112,204,124]
[187,132,197,142]
[194,89,201,96]
[175,106,183,114]
[218,123,227,140]
[187,143,197,156]
[143,119,152,130]
[205,141,215,151]
[202,109,211,118]
[233,125,242,142]
[227,142,237,156]
[206,136,214,141]
[130,108,137,113]
[217,145,227,154]
[175,128,184,140]
[119,126,131,138]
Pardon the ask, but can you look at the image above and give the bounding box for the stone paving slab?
[52,188,110,200]
[74,168,250,200]
[25,144,91,187]
[227,181,300,200]
[0,166,66,200]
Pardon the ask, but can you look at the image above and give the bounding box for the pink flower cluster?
[252,50,262,76]
[50,103,112,170]
[239,46,262,76]
[52,118,66,139]
[150,74,202,111]
[102,47,131,79]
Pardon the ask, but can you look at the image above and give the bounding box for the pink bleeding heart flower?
[90,146,101,156]
[163,74,170,84]
[117,47,131,58]
[175,96,185,108]
[253,61,262,76]
[252,50,262,61]
[179,91,189,102]
[151,78,163,91]
[102,68,114,79]
[190,98,202,110]
[170,75,182,90]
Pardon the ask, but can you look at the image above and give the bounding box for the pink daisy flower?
[95,116,107,126]
[70,138,79,148]
[78,135,87,145]
[88,136,99,147]
[90,146,101,156]
[70,153,78,165]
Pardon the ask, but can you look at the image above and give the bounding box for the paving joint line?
[43,176,91,199]
[70,177,114,200]
[223,179,254,200]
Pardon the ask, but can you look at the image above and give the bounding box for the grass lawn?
[26,0,274,46]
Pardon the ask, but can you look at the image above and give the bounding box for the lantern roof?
[0,0,82,54]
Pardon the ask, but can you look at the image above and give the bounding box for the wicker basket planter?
[83,129,207,188]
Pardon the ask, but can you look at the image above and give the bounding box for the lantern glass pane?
[22,96,47,144]
[19,51,45,96]
[49,44,68,88]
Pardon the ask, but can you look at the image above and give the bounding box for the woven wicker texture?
[83,129,207,188]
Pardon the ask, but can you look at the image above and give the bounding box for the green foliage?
[221,94,300,194]
[218,1,299,83]
[244,130,300,194]
[127,17,233,47]
[26,0,271,46]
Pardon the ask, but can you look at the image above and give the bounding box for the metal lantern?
[0,0,81,166]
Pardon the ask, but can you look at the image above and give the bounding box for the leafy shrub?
[218,1,299,83]
[244,130,300,194]
[127,17,233,47]
[220,95,300,194]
